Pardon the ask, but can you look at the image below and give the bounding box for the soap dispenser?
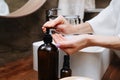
[37,28,59,80]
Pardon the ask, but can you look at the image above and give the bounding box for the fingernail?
[56,44,60,48]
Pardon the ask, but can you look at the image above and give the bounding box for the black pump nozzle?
[43,9,53,44]
[46,28,50,34]
[43,28,52,43]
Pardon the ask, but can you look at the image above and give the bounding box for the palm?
[52,34,88,54]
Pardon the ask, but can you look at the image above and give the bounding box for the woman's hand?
[42,15,77,34]
[52,33,120,55]
[52,33,91,55]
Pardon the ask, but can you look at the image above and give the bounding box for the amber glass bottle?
[60,55,72,78]
[37,28,59,80]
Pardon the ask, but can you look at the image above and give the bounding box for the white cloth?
[85,0,95,10]
[87,0,120,57]
[58,0,95,22]
[0,0,9,16]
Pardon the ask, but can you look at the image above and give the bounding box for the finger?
[42,27,46,33]
[42,15,68,33]
[59,41,73,48]
[54,15,68,24]
[63,49,73,55]
[52,34,59,43]
[52,34,74,48]
[61,48,75,55]
[43,21,56,28]
[52,34,65,43]
[56,24,66,33]
[55,34,65,41]
[43,15,67,28]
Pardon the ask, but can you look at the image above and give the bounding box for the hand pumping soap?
[38,28,59,80]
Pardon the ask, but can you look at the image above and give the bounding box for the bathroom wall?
[0,0,58,66]
[84,0,111,21]
[96,0,111,8]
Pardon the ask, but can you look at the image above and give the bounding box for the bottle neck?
[43,28,52,44]
[44,42,52,45]
[44,10,53,44]
[63,55,70,69]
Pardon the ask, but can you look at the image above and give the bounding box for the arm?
[53,34,120,54]
[73,22,93,34]
[69,0,119,35]
[42,16,93,35]
[89,35,120,50]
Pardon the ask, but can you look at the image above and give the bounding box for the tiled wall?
[84,0,111,21]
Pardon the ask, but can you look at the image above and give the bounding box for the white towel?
[85,0,95,10]
[0,0,9,16]
[58,0,95,22]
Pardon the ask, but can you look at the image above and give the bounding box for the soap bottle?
[60,55,72,78]
[37,28,59,80]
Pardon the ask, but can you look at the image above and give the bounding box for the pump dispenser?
[60,55,72,78]
[38,28,59,80]
[43,28,52,43]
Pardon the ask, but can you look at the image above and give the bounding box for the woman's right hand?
[42,15,77,34]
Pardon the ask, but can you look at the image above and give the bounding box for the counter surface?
[0,55,38,80]
[0,54,119,80]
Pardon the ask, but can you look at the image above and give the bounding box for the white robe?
[87,0,120,57]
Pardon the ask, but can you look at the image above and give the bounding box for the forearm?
[74,22,94,34]
[88,35,120,50]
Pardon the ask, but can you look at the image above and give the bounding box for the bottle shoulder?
[38,43,58,52]
[61,67,71,71]
[61,68,72,73]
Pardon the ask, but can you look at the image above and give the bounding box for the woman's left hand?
[52,33,91,55]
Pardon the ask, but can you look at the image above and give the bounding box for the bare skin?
[42,15,93,34]
[42,15,120,55]
[52,33,120,54]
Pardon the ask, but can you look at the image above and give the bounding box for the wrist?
[77,35,95,49]
[85,35,96,47]
[75,22,93,34]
